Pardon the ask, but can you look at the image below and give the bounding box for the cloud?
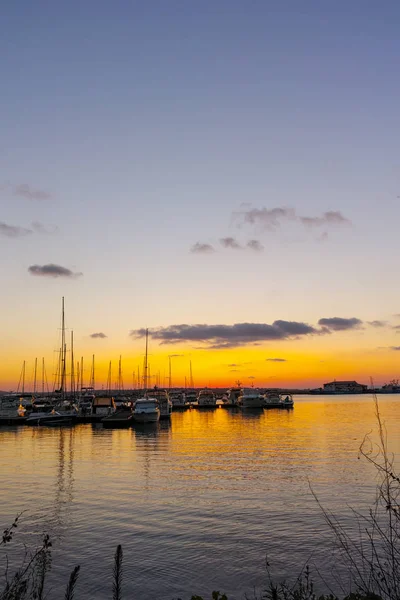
[266,358,287,362]
[247,239,264,252]
[0,222,32,238]
[390,347,400,351]
[220,237,242,249]
[318,317,363,331]
[13,184,51,201]
[28,263,83,278]
[168,354,184,358]
[130,320,321,349]
[31,222,59,235]
[190,242,215,254]
[234,207,296,230]
[234,206,351,233]
[229,369,240,372]
[300,211,351,228]
[90,332,107,339]
[368,320,387,328]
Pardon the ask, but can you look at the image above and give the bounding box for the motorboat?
[169,391,186,407]
[197,389,216,407]
[26,402,79,426]
[149,388,172,419]
[0,394,26,418]
[279,394,294,408]
[225,387,242,406]
[237,387,264,408]
[133,397,160,423]
[185,390,197,405]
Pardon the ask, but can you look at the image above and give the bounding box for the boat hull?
[133,411,160,423]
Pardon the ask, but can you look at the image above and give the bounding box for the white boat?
[237,387,264,408]
[26,403,79,426]
[197,389,216,407]
[148,388,172,419]
[169,391,186,407]
[185,390,197,404]
[279,394,294,408]
[225,387,242,406]
[133,397,160,423]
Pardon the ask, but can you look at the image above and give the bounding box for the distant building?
[323,380,367,394]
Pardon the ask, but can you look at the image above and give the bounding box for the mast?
[60,297,66,394]
[80,356,84,390]
[118,355,122,392]
[33,357,37,396]
[22,360,25,394]
[107,361,112,395]
[71,331,75,397]
[189,360,194,388]
[137,366,140,390]
[144,328,148,392]
[169,356,172,390]
[92,355,95,391]
[42,357,45,395]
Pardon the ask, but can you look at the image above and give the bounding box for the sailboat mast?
[92,354,95,391]
[118,355,122,392]
[80,356,84,390]
[60,297,66,394]
[144,328,148,392]
[42,357,45,395]
[33,357,37,395]
[71,331,75,396]
[22,360,25,394]
[190,360,194,388]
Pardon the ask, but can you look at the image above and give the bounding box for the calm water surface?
[1,395,400,599]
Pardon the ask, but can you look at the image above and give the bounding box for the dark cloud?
[368,320,387,328]
[0,222,32,238]
[90,332,107,339]
[28,263,83,278]
[190,242,215,254]
[13,184,51,201]
[131,320,320,349]
[220,237,242,249]
[169,354,184,358]
[318,317,362,331]
[266,358,287,362]
[390,347,400,351]
[247,239,264,252]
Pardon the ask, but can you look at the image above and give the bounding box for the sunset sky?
[2,1,400,390]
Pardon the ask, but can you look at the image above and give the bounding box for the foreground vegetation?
[1,395,398,600]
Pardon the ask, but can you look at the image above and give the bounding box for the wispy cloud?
[131,320,323,349]
[368,320,387,328]
[31,222,58,235]
[390,346,400,351]
[266,358,287,362]
[300,211,350,228]
[28,263,83,278]
[234,206,351,233]
[13,183,51,201]
[0,222,32,238]
[318,317,362,331]
[90,332,107,339]
[190,242,215,254]
[247,239,264,252]
[220,237,242,249]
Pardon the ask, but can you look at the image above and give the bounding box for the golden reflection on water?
[1,396,400,600]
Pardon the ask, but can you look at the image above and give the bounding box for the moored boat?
[237,387,264,408]
[197,389,216,407]
[133,397,160,423]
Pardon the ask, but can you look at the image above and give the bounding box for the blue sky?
[1,1,400,387]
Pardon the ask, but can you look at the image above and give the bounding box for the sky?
[1,1,400,390]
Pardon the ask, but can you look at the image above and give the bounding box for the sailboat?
[133,329,160,423]
[26,298,79,426]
